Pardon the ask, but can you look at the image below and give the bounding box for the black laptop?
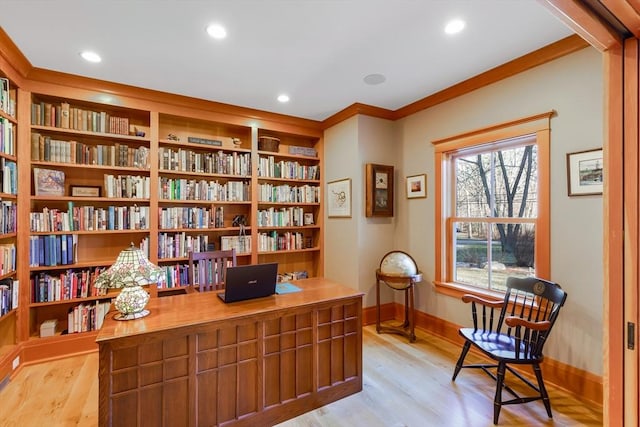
[217,263,278,303]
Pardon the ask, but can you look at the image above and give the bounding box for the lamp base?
[113,309,150,321]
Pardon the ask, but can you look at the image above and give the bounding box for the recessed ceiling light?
[277,94,290,103]
[80,51,101,63]
[206,23,227,40]
[444,19,466,35]
[363,73,386,85]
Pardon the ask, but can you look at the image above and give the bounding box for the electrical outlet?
[12,356,19,370]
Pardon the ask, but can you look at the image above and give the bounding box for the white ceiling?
[0,0,573,122]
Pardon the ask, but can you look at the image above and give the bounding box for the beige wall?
[324,115,397,307]
[325,46,604,376]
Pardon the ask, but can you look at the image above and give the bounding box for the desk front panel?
[98,281,362,427]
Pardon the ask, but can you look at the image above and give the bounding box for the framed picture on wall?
[566,148,603,196]
[366,163,394,217]
[327,178,352,217]
[406,174,427,199]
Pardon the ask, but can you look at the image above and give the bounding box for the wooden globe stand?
[375,269,422,343]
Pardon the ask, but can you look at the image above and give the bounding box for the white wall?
[325,46,604,376]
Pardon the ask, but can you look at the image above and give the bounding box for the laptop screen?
[219,263,278,303]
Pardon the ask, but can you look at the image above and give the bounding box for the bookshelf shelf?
[0,152,16,162]
[30,124,151,143]
[0,109,16,124]
[0,232,17,239]
[0,308,16,323]
[158,226,248,233]
[32,161,151,173]
[29,294,109,308]
[257,225,320,231]
[31,229,149,236]
[29,260,113,271]
[256,150,319,161]
[158,169,250,179]
[258,247,320,255]
[27,329,99,341]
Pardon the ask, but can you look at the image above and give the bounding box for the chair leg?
[452,341,471,381]
[493,361,506,424]
[533,363,553,418]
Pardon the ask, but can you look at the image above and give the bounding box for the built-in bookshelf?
[8,80,322,363]
[27,94,152,339]
[255,129,322,277]
[156,114,254,292]
[0,71,18,379]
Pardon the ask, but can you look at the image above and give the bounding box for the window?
[432,112,551,298]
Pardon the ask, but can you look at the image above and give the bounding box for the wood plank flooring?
[0,325,602,427]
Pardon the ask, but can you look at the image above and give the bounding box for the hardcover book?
[34,168,65,196]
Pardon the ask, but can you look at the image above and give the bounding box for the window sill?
[433,280,505,302]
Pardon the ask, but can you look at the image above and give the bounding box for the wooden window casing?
[432,112,552,301]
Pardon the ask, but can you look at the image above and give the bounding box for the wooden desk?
[97,278,363,427]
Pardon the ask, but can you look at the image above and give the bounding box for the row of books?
[31,267,107,303]
[159,263,189,289]
[220,235,251,254]
[31,133,150,168]
[191,258,232,287]
[0,78,15,117]
[257,156,320,180]
[258,231,308,252]
[257,207,308,228]
[1,158,16,194]
[158,177,250,202]
[159,148,251,176]
[0,200,16,234]
[0,243,15,275]
[31,101,131,135]
[67,300,112,334]
[0,117,14,156]
[104,174,150,198]
[30,205,149,232]
[158,206,225,230]
[0,278,18,316]
[28,234,78,267]
[258,183,320,203]
[157,232,213,259]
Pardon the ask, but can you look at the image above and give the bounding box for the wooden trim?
[432,111,554,149]
[322,102,396,129]
[25,67,323,136]
[21,333,98,364]
[538,1,623,52]
[0,344,20,382]
[394,35,588,119]
[0,28,31,82]
[362,302,395,326]
[603,42,625,427]
[623,37,639,426]
[366,302,604,406]
[431,112,552,291]
[601,0,640,38]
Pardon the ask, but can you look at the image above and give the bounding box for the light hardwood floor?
[0,325,602,427]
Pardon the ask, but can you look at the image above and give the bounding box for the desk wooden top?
[96,277,363,343]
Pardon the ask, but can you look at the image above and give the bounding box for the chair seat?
[459,328,541,363]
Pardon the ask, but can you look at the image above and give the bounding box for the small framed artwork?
[366,163,394,217]
[566,148,603,196]
[406,174,427,199]
[71,185,101,197]
[327,178,352,218]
